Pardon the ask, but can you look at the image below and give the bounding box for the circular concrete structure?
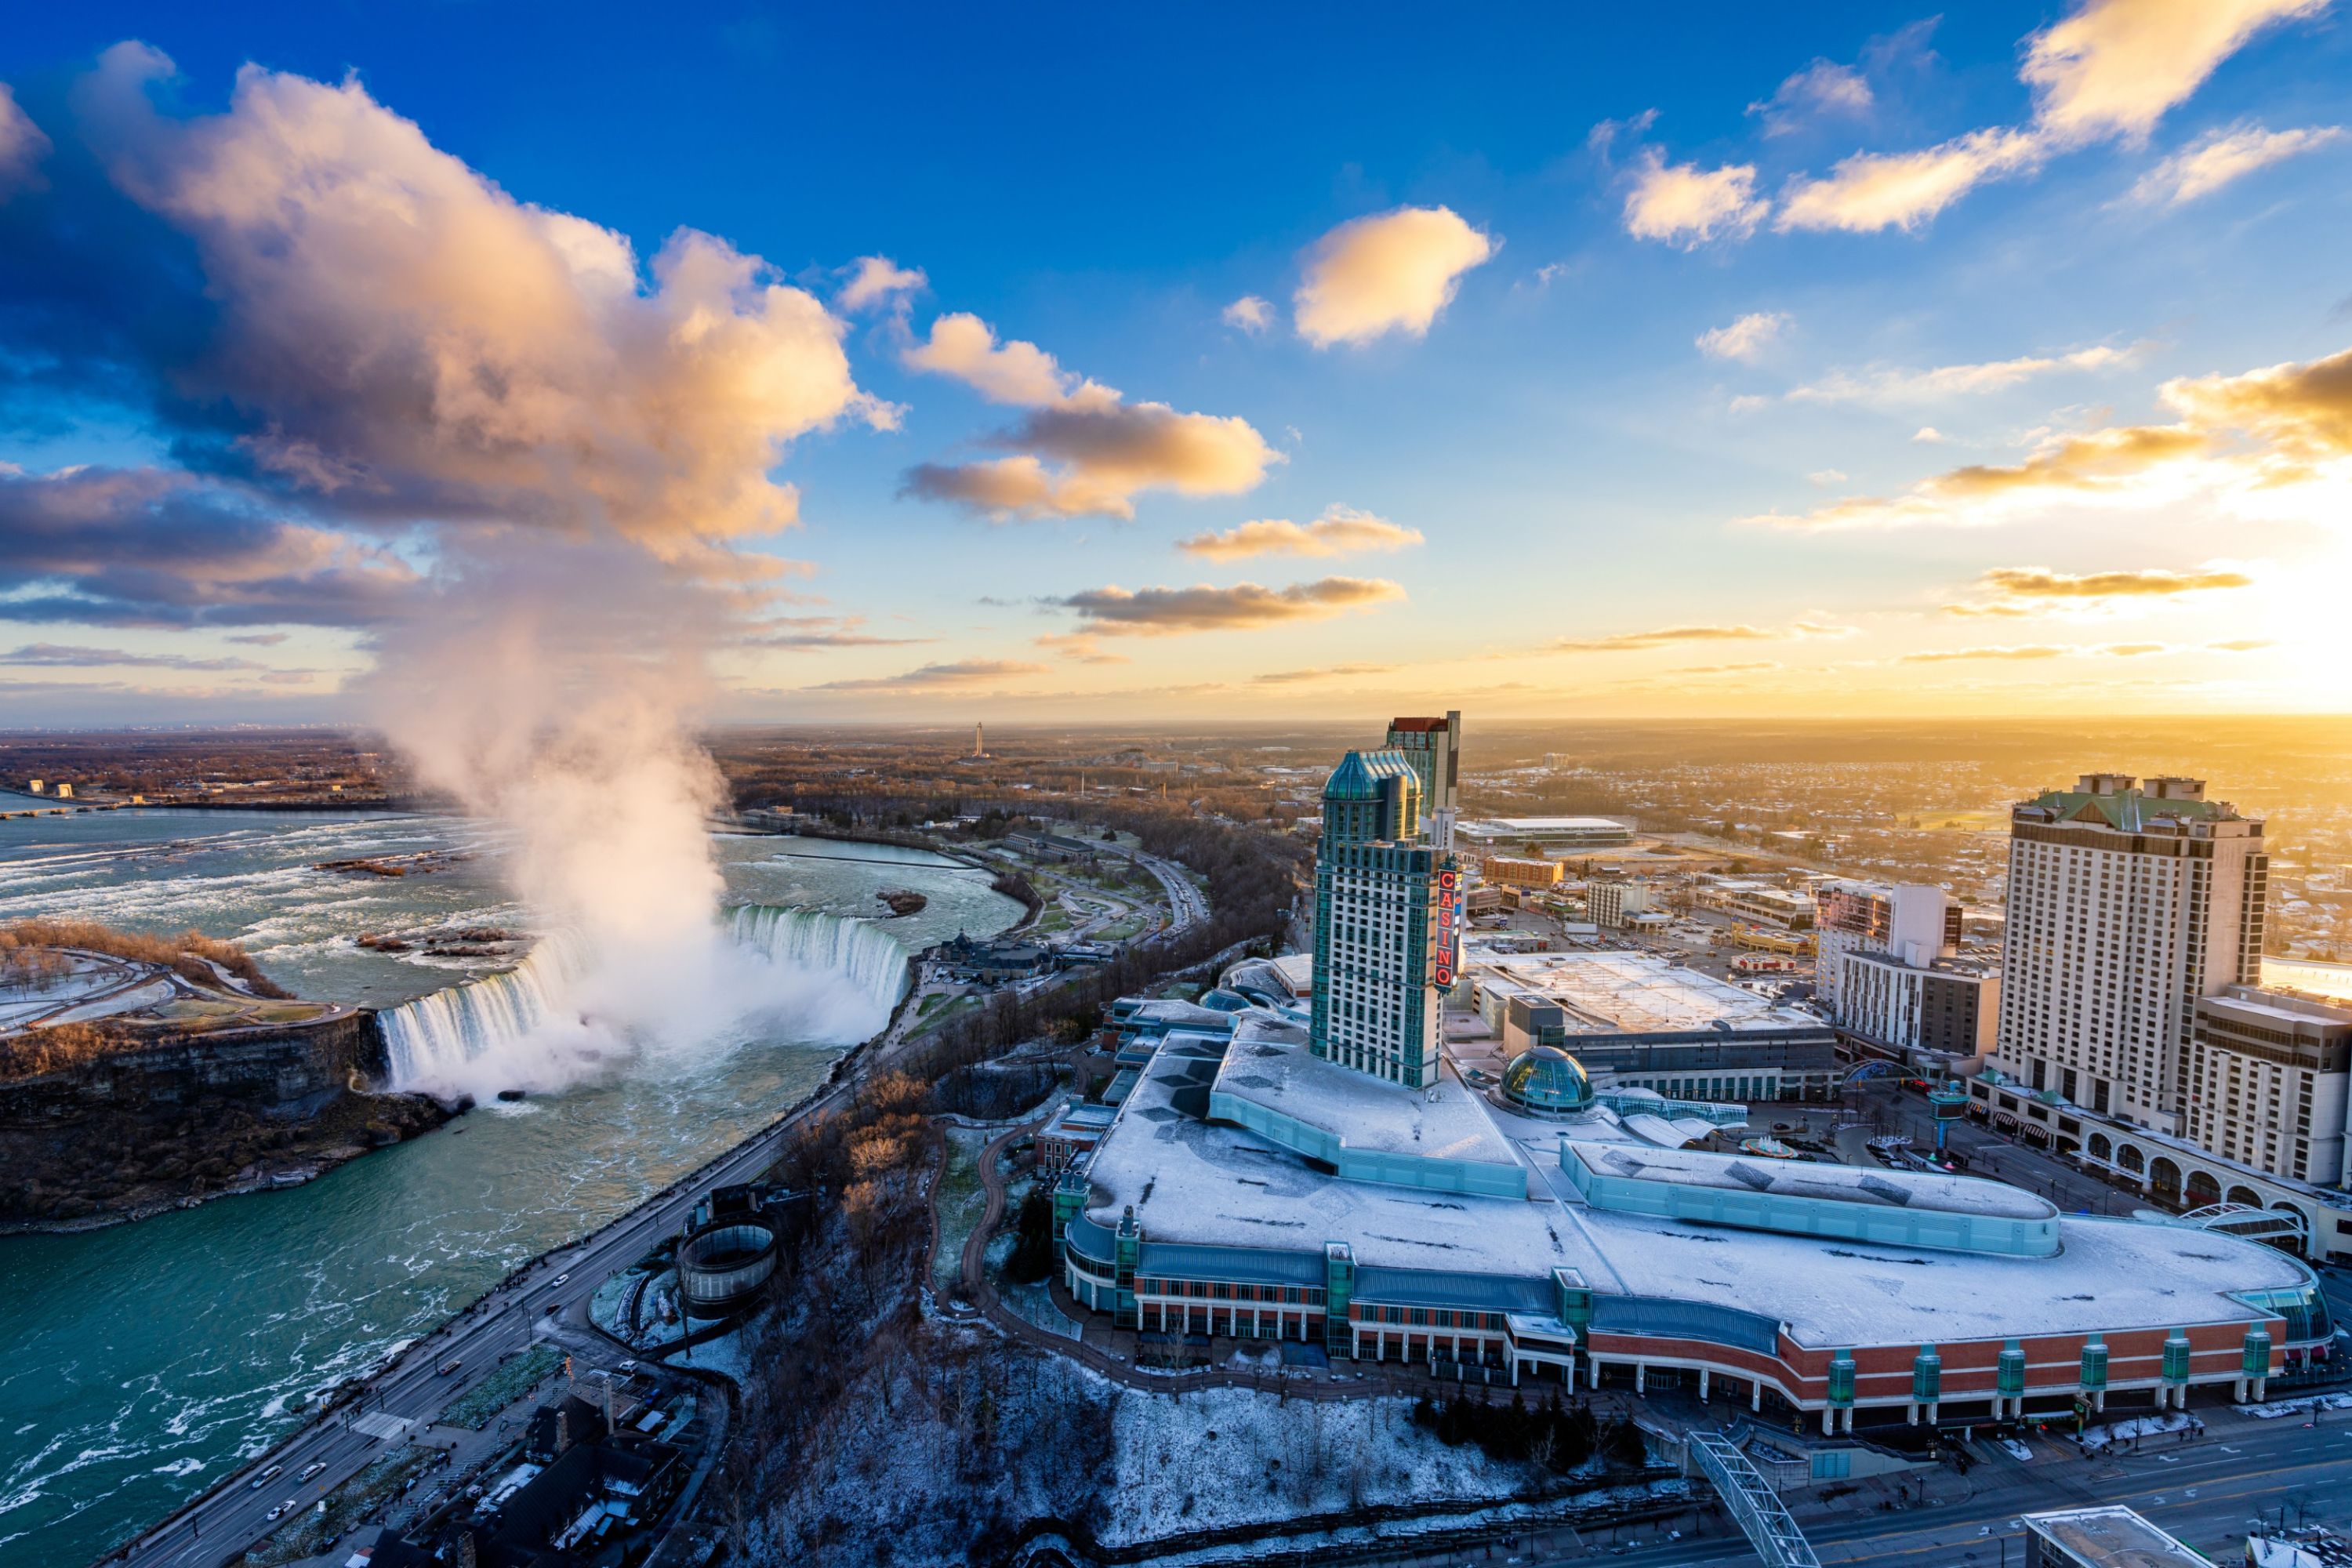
[677,1219,779,1319]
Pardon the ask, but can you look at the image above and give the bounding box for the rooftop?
[2022,1506,2209,1568]
[1566,1140,2054,1222]
[1466,948,1828,1036]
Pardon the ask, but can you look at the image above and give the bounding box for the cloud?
[1252,662,1399,684]
[0,82,53,198]
[2129,122,2347,205]
[1976,565,2256,599]
[809,659,1048,691]
[1051,576,1406,636]
[1807,470,1848,486]
[1777,128,2045,233]
[2022,0,2329,147]
[1623,150,1768,246]
[227,631,289,645]
[2209,637,2274,651]
[1223,296,1273,333]
[1900,644,2069,662]
[1913,426,1951,444]
[902,312,1080,406]
[1033,632,1129,665]
[1544,624,1774,653]
[836,254,926,313]
[1748,60,1874,138]
[55,43,887,553]
[0,641,270,671]
[898,312,1278,519]
[1741,339,2352,530]
[1174,505,1422,561]
[1785,343,2145,404]
[1293,206,1497,347]
[738,615,935,648]
[1697,311,1789,361]
[1672,659,1784,674]
[0,465,419,626]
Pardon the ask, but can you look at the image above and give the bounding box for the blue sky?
[3,2,2350,724]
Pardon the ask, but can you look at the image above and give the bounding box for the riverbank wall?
[0,1010,446,1232]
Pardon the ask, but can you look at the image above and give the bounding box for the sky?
[2,0,2350,728]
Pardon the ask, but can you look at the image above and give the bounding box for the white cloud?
[902,312,1083,407]
[836,255,926,313]
[1696,310,1790,361]
[1787,343,2144,404]
[1175,505,1423,561]
[1293,206,1497,347]
[74,42,882,553]
[1913,426,1951,444]
[1807,469,1848,487]
[1748,60,1873,138]
[1223,295,1273,333]
[1777,128,2045,233]
[2128,121,2346,205]
[0,82,52,198]
[1623,149,1769,246]
[898,313,1279,520]
[2023,0,2329,147]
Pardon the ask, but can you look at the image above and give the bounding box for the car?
[552,1273,570,1287]
[250,1464,283,1490]
[265,1499,296,1522]
[299,1461,327,1482]
[618,1359,637,1375]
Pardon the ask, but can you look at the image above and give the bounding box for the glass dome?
[1500,1044,1595,1116]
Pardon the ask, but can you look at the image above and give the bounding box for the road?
[114,832,1214,1568]
[114,1014,913,1568]
[1520,1409,2352,1568]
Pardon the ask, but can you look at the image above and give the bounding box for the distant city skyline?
[3,2,2351,724]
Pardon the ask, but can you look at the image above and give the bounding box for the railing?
[1687,1431,1824,1568]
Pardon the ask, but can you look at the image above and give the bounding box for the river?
[0,809,1021,1566]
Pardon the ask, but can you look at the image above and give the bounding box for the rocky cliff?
[0,1010,447,1229]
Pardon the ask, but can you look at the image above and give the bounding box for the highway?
[114,1030,885,1568]
[1528,1407,2352,1568]
[111,833,1210,1568]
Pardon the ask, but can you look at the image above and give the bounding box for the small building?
[1587,879,1658,929]
[1038,1101,1118,1171]
[1483,855,1563,888]
[1702,880,1815,931]
[2021,1506,2205,1568]
[25,779,42,794]
[934,933,1055,985]
[1457,816,1635,855]
[54,783,73,800]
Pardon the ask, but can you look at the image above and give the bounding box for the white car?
[551,1273,570,1287]
[250,1465,282,1490]
[299,1461,326,1481]
[265,1499,296,1522]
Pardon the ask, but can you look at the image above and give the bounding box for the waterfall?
[374,907,906,1098]
[724,903,910,1008]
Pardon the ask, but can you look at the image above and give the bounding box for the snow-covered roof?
[1569,1141,2055,1221]
[1210,1030,1519,1169]
[1077,1011,2313,1350]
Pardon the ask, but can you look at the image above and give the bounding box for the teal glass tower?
[1311,750,1440,1087]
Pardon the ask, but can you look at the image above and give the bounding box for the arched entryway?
[2150,1156,2183,1204]
[2118,1144,2146,1176]
[2186,1170,2222,1207]
[2088,1133,2114,1163]
[2227,1185,2263,1209]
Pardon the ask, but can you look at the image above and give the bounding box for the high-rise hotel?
[1309,749,1443,1087]
[1994,775,2268,1131]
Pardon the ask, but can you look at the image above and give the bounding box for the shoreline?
[89,883,1005,1568]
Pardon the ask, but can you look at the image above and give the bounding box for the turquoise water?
[0,811,1018,1566]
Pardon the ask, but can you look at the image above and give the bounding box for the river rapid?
[0,809,1020,1566]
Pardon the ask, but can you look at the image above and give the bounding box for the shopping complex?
[1046,739,2337,1432]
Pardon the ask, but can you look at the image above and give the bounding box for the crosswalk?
[350,1411,415,1440]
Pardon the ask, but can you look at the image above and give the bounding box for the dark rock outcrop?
[0,1010,447,1230]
